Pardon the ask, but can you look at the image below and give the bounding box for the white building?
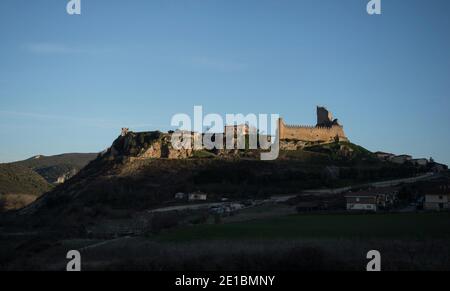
[412,158,429,166]
[345,187,398,212]
[424,185,450,211]
[188,192,208,201]
[391,155,412,164]
[425,194,449,211]
[174,192,186,200]
[345,193,378,211]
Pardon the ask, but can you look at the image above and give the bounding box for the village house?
[346,193,377,211]
[374,151,396,161]
[390,155,413,164]
[188,191,208,201]
[345,187,398,212]
[174,192,186,200]
[412,158,429,167]
[430,162,448,173]
[424,184,450,211]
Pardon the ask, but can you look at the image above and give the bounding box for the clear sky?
[0,0,449,164]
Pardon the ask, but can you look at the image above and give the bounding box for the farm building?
[188,191,208,201]
[424,185,450,211]
[345,187,398,212]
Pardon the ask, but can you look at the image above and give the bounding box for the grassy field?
[3,212,450,271]
[155,212,450,242]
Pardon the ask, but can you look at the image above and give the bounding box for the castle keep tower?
[278,107,348,143]
[317,106,334,127]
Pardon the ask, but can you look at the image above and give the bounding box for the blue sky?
[0,0,449,164]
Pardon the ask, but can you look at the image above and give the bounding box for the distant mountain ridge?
[0,163,53,211]
[12,153,98,184]
[0,153,97,211]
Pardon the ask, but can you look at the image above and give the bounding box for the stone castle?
[114,106,348,160]
[279,107,348,143]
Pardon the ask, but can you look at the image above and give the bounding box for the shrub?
[0,194,5,212]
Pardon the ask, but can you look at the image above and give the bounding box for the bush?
[0,194,5,212]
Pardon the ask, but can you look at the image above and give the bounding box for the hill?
[12,153,98,184]
[0,164,53,211]
[10,132,425,232]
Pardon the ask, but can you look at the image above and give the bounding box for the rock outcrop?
[104,131,193,161]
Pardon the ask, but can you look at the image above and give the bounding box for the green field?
[155,212,450,242]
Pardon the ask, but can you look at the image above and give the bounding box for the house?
[412,158,428,167]
[345,187,398,212]
[174,192,186,200]
[390,155,413,164]
[424,184,450,211]
[374,151,396,161]
[188,191,208,201]
[346,193,377,211]
[430,162,448,173]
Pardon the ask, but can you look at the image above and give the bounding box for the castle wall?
[279,118,347,142]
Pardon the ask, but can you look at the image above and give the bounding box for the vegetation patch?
[155,213,450,242]
[0,163,53,210]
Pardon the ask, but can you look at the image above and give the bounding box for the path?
[146,172,438,213]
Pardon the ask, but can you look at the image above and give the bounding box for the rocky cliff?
[103,131,193,161]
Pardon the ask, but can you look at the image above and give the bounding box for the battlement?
[284,124,344,130]
[284,124,316,129]
[278,107,348,142]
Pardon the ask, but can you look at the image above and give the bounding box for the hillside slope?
[10,132,425,231]
[13,153,97,184]
[0,164,53,211]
